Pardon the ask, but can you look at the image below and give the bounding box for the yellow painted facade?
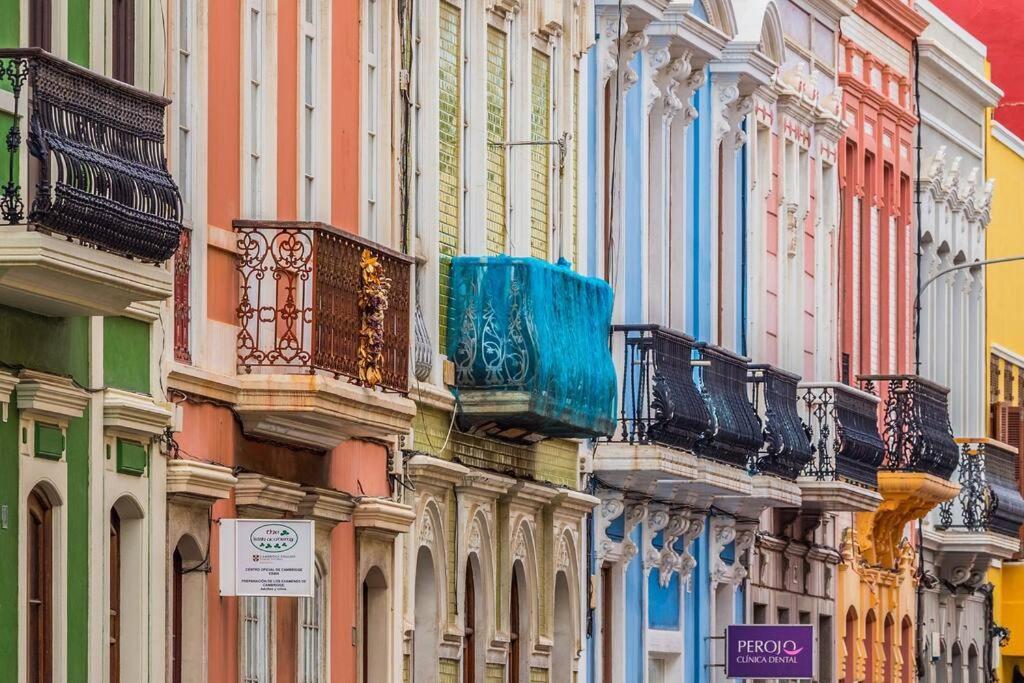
[986,104,1024,682]
[836,473,959,681]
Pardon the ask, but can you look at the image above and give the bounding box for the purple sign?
[725,624,814,680]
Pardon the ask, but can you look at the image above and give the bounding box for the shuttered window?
[297,565,325,682]
[438,1,461,352]
[485,27,507,257]
[530,49,550,260]
[112,0,135,84]
[241,597,271,683]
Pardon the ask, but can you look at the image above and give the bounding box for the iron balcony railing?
[748,365,814,480]
[609,325,764,472]
[938,439,1024,537]
[799,382,885,488]
[859,374,959,479]
[0,48,182,262]
[235,221,413,393]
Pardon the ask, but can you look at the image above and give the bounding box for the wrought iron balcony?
[235,221,412,394]
[0,48,181,262]
[748,365,813,480]
[611,325,712,449]
[607,326,764,471]
[799,382,885,488]
[938,439,1024,537]
[446,256,617,441]
[860,374,959,479]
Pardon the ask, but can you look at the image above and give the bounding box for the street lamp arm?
[913,254,1024,374]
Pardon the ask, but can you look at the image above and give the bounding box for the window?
[485,26,508,256]
[819,615,833,683]
[240,596,271,683]
[601,565,613,682]
[510,569,522,683]
[437,1,462,352]
[245,0,266,215]
[530,49,551,260]
[172,549,183,683]
[110,509,121,683]
[362,0,380,236]
[463,562,475,683]
[413,547,438,682]
[298,564,325,683]
[29,0,52,50]
[301,0,319,219]
[28,489,53,683]
[112,0,135,84]
[362,567,388,683]
[176,0,194,224]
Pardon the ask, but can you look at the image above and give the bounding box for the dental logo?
[727,625,814,679]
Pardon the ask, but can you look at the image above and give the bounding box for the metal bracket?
[489,131,572,171]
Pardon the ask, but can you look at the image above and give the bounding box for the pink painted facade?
[836,0,924,382]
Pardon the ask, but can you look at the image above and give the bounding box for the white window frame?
[242,0,277,218]
[360,0,382,237]
[175,0,196,227]
[297,562,326,683]
[299,0,330,221]
[240,595,273,683]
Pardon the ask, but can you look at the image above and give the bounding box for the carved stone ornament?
[513,527,528,563]
[621,32,649,94]
[620,503,648,562]
[643,507,671,571]
[418,512,435,549]
[467,522,483,555]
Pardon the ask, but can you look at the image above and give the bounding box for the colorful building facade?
[0,0,178,681]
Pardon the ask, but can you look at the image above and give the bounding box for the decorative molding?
[298,486,355,530]
[15,369,88,423]
[166,459,237,506]
[233,472,305,518]
[103,388,173,438]
[0,369,17,422]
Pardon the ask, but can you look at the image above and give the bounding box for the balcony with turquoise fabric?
[445,256,617,442]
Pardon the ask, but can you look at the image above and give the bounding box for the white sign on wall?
[218,519,315,597]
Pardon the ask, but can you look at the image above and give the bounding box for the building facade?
[0,0,179,681]
[397,1,606,682]
[165,0,417,681]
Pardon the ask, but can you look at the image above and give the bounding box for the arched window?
[844,607,858,683]
[28,488,53,683]
[413,546,438,683]
[171,535,207,683]
[968,644,980,683]
[463,560,476,683]
[552,571,573,683]
[240,596,271,683]
[901,617,913,683]
[883,614,894,683]
[951,642,963,683]
[112,0,135,84]
[110,509,121,683]
[937,641,948,683]
[510,568,522,683]
[298,562,325,682]
[865,610,877,683]
[362,566,388,683]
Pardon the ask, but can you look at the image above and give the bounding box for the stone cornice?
[297,486,355,529]
[917,40,1002,109]
[353,497,416,534]
[16,369,89,422]
[166,459,237,506]
[457,470,517,498]
[103,388,174,438]
[406,454,471,488]
[0,369,17,422]
[234,473,306,518]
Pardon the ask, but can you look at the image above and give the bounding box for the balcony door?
[112,0,135,84]
[29,0,52,50]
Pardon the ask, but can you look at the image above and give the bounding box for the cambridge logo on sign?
[218,519,315,597]
[725,624,814,680]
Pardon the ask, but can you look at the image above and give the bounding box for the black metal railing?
[608,325,766,471]
[611,325,712,450]
[696,343,765,471]
[860,374,959,479]
[0,48,181,262]
[748,365,813,480]
[799,382,885,488]
[938,440,1024,537]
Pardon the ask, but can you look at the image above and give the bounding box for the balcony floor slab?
[235,373,416,450]
[924,527,1020,585]
[714,474,803,517]
[797,477,883,512]
[593,442,752,504]
[0,226,173,318]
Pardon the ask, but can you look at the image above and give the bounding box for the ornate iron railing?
[859,374,959,478]
[173,226,192,363]
[799,382,885,488]
[938,439,1024,537]
[0,48,181,262]
[748,365,813,480]
[235,221,412,393]
[696,343,765,471]
[610,325,712,449]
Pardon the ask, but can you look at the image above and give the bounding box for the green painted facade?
[104,316,151,393]
[0,388,19,682]
[0,305,90,384]
[66,406,90,683]
[67,0,91,66]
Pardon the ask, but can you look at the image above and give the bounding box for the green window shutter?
[34,422,64,460]
[530,49,550,261]
[438,1,462,353]
[116,438,148,476]
[485,26,507,257]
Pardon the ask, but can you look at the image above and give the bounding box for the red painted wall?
[930,1,1022,137]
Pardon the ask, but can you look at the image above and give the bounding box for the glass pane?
[250,8,260,75]
[305,0,313,24]
[178,0,189,50]
[305,107,314,175]
[178,53,189,114]
[305,36,314,106]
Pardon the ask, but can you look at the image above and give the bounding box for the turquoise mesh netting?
[446,255,617,438]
